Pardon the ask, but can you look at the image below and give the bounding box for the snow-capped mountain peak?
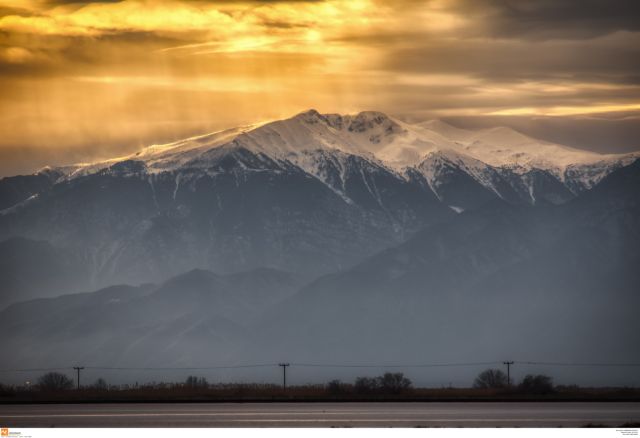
[51,109,638,198]
[414,120,606,174]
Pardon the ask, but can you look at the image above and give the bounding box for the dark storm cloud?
[383,32,640,84]
[0,31,189,79]
[458,0,640,40]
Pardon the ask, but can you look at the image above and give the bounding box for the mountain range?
[0,110,638,385]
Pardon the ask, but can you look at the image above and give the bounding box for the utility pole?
[278,363,290,390]
[73,366,85,390]
[503,361,514,387]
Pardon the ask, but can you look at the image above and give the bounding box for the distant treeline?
[1,370,639,402]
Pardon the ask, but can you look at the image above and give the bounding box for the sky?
[0,0,639,176]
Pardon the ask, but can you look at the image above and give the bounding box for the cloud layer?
[0,0,639,175]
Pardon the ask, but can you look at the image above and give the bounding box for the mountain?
[0,267,301,369]
[0,167,63,211]
[416,120,635,183]
[407,149,521,210]
[0,146,452,291]
[0,237,91,308]
[0,109,637,304]
[7,110,632,202]
[241,159,640,385]
[412,119,638,209]
[1,160,638,386]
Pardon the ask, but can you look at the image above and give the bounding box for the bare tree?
[473,369,508,389]
[92,378,108,391]
[37,372,73,391]
[377,372,413,394]
[354,377,378,394]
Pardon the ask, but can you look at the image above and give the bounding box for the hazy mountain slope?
[242,159,640,384]
[0,237,91,308]
[497,167,575,205]
[249,202,557,360]
[0,160,637,385]
[0,145,453,291]
[0,268,301,369]
[454,160,640,367]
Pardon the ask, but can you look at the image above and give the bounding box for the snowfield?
[52,109,639,197]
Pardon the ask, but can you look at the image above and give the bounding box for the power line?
[516,361,640,367]
[83,364,279,371]
[0,367,72,373]
[0,364,278,373]
[2,361,640,373]
[291,361,502,368]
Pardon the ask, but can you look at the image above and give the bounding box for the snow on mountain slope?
[137,125,260,170]
[374,125,458,168]
[415,120,638,186]
[564,153,640,192]
[409,147,579,209]
[415,149,496,189]
[464,126,602,174]
[56,110,417,205]
[46,109,637,202]
[64,124,260,179]
[408,149,522,210]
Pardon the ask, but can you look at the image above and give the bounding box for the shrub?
[519,374,554,394]
[326,379,348,395]
[354,373,413,395]
[185,376,209,389]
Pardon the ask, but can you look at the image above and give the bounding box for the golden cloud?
[0,0,639,176]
